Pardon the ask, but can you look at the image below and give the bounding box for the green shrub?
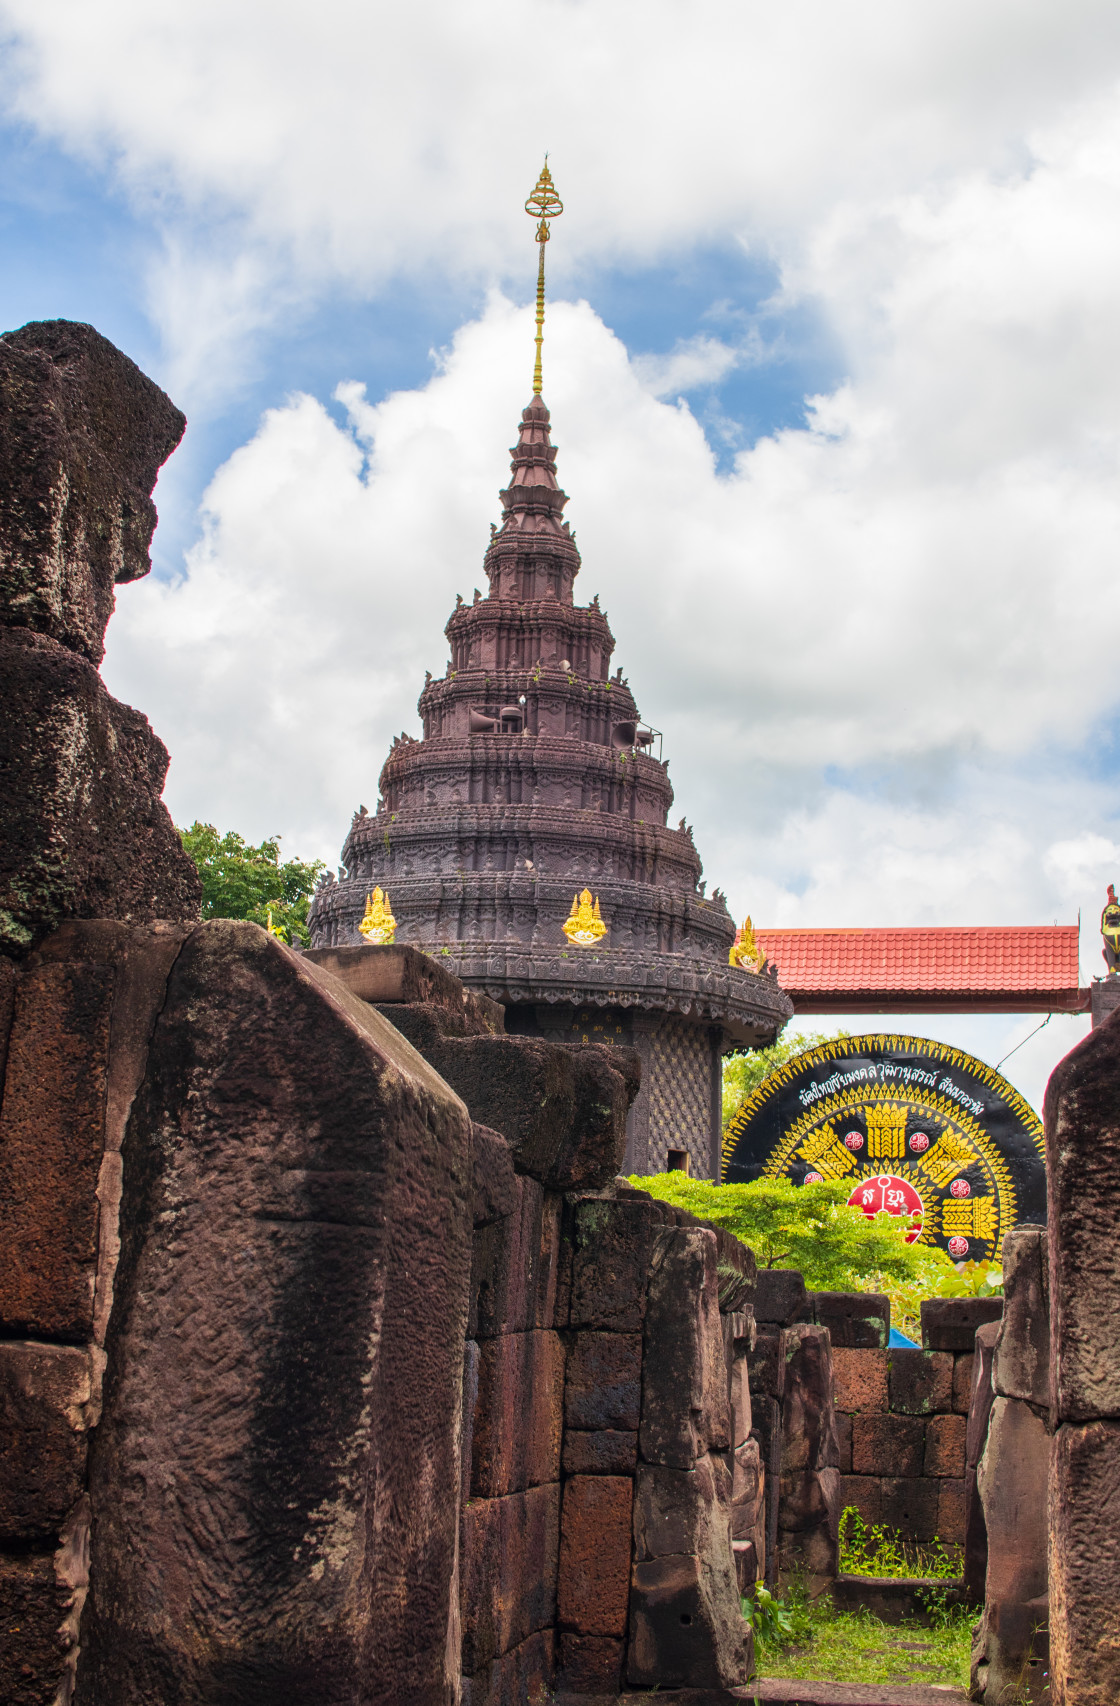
[838,1506,961,1580]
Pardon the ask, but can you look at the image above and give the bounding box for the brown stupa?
[308,168,790,1176]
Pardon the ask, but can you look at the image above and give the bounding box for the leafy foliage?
[751,1571,972,1688]
[628,1172,969,1340]
[838,1506,961,1580]
[722,1030,852,1129]
[741,1581,793,1643]
[178,822,326,947]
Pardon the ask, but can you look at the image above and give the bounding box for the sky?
[4,0,1120,1112]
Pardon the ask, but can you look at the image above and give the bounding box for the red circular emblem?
[948,1235,969,1258]
[804,1171,824,1184]
[909,1132,930,1153]
[844,1132,864,1151]
[846,1174,924,1243]
[950,1178,971,1198]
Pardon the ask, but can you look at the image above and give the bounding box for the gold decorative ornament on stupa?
[359,887,397,945]
[562,888,607,947]
[265,908,284,940]
[729,915,766,972]
[525,158,563,396]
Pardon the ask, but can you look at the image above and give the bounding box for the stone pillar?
[1044,1015,1120,1706]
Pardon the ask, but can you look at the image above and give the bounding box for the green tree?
[178,822,326,947]
[629,1172,968,1341]
[722,1030,852,1129]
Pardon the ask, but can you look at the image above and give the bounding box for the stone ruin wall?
[2,317,1120,1706]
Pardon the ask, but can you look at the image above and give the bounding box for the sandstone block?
[753,1268,807,1325]
[470,1172,561,1337]
[0,1551,78,1706]
[1045,1015,1120,1423]
[0,954,16,1085]
[779,1325,839,1474]
[564,1332,642,1432]
[724,1309,753,1445]
[570,1198,654,1331]
[879,1477,939,1544]
[836,1412,852,1472]
[979,1398,1049,1606]
[814,1290,889,1348]
[852,1413,925,1477]
[937,1477,967,1546]
[1050,1420,1120,1706]
[924,1413,966,1479]
[993,1224,1049,1407]
[562,1430,638,1476]
[460,1485,561,1672]
[837,1474,881,1528]
[966,1322,1000,1470]
[556,1633,623,1693]
[831,1347,889,1415]
[0,320,184,665]
[0,629,201,959]
[421,1035,635,1192]
[78,922,475,1704]
[0,1342,91,1540]
[747,1327,784,1401]
[952,1352,974,1414]
[470,1123,518,1230]
[462,1628,554,1706]
[627,1553,753,1690]
[921,1296,1002,1351]
[889,1348,953,1415]
[301,941,470,1013]
[632,1454,731,1561]
[557,1475,633,1637]
[731,1437,764,1545]
[640,1227,730,1467]
[778,1465,840,1535]
[472,1329,565,1497]
[0,958,113,1339]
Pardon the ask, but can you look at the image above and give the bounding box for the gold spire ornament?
[524,159,563,396]
[562,888,607,947]
[358,887,397,945]
[265,908,285,940]
[729,915,766,973]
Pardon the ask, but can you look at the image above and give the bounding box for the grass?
[839,1504,963,1579]
[749,1574,973,1690]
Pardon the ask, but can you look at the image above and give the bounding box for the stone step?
[557,1682,970,1706]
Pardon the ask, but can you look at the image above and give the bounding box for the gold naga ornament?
[563,889,607,947]
[729,915,766,972]
[525,158,563,396]
[359,887,397,945]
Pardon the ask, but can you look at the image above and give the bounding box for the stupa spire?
[524,159,563,397]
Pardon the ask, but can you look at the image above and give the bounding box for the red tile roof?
[749,925,1086,1014]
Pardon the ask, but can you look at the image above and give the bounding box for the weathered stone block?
[557,1475,633,1637]
[421,1035,634,1192]
[852,1414,925,1477]
[0,1551,79,1706]
[570,1198,653,1331]
[0,320,184,664]
[631,1454,729,1558]
[921,1296,1002,1352]
[0,958,112,1339]
[556,1633,623,1694]
[973,1397,1050,1703]
[0,628,201,959]
[889,1348,953,1415]
[937,1477,967,1546]
[814,1290,889,1348]
[0,1342,91,1540]
[831,1347,889,1415]
[470,1123,518,1230]
[879,1477,939,1543]
[470,1172,561,1337]
[1049,1419,1120,1706]
[964,1321,1001,1602]
[731,1437,764,1543]
[78,922,475,1705]
[1046,1015,1120,1423]
[993,1224,1049,1408]
[733,1540,759,1593]
[836,1412,852,1472]
[724,1309,753,1445]
[837,1473,881,1527]
[564,1332,642,1432]
[779,1325,839,1474]
[952,1352,974,1414]
[778,1467,839,1533]
[753,1268,807,1325]
[472,1329,565,1497]
[562,1430,638,1476]
[0,954,16,1085]
[627,1552,753,1689]
[924,1413,966,1479]
[462,1628,554,1706]
[301,941,472,1013]
[640,1228,729,1467]
[747,1327,784,1401]
[461,1484,561,1672]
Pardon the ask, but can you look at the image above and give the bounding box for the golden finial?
[729,915,766,972]
[265,907,285,940]
[525,158,563,397]
[562,888,607,947]
[359,887,397,945]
